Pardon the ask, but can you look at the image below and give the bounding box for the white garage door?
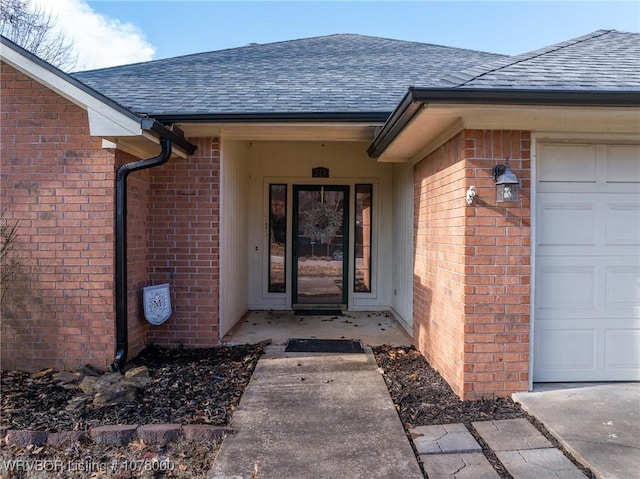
[534,142,640,382]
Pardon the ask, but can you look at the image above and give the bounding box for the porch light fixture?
[493,158,519,202]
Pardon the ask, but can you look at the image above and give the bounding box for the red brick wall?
[414,130,531,400]
[413,133,468,395]
[146,137,220,347]
[0,63,115,371]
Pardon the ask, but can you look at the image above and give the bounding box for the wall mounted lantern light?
[493,158,520,202]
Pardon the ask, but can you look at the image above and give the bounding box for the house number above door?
[312,167,329,178]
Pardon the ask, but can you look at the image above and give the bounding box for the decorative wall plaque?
[143,283,172,325]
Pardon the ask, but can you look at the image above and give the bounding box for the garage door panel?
[537,265,596,310]
[536,328,595,371]
[606,330,640,370]
[606,266,640,308]
[534,142,640,382]
[536,258,639,318]
[538,144,597,182]
[606,204,640,245]
[606,145,640,182]
[538,204,596,246]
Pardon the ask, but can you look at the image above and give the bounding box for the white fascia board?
[2,44,142,137]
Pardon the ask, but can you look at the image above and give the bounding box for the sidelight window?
[268,184,287,293]
[354,184,372,292]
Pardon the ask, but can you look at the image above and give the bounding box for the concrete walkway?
[208,346,423,479]
[208,343,599,479]
[514,383,640,479]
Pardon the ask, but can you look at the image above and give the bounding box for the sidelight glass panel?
[354,184,372,292]
[268,184,287,292]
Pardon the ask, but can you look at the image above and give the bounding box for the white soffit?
[378,103,640,163]
[177,122,380,142]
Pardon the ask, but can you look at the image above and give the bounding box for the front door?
[293,185,349,308]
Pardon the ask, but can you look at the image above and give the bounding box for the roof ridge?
[451,29,618,88]
[75,33,503,75]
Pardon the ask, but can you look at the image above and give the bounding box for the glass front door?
[293,185,349,308]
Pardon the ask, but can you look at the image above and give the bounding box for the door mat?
[285,338,365,353]
[294,309,343,316]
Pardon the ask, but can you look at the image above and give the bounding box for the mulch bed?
[1,344,264,432]
[372,344,595,479]
[372,345,527,427]
[1,342,593,478]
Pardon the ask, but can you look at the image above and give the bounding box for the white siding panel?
[390,163,414,332]
[219,140,250,337]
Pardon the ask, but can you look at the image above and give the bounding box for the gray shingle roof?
[71,34,504,117]
[71,31,639,118]
[437,30,640,90]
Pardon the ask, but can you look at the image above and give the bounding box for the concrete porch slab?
[208,346,422,479]
[222,310,413,347]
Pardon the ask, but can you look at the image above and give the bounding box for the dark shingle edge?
[368,87,640,158]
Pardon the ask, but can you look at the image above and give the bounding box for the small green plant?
[0,207,21,304]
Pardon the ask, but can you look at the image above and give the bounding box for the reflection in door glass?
[355,184,372,292]
[296,187,346,305]
[268,184,286,292]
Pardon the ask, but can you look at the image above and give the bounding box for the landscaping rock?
[137,424,182,446]
[5,430,48,447]
[78,375,98,394]
[90,425,138,445]
[30,368,55,379]
[123,366,150,388]
[93,382,138,406]
[53,371,82,385]
[65,395,90,412]
[76,364,104,376]
[124,365,149,380]
[182,425,226,442]
[94,372,122,392]
[47,431,85,447]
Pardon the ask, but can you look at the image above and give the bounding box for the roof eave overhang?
[151,112,390,142]
[1,36,195,158]
[368,88,640,162]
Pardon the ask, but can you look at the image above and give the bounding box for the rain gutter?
[151,111,391,123]
[367,87,640,158]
